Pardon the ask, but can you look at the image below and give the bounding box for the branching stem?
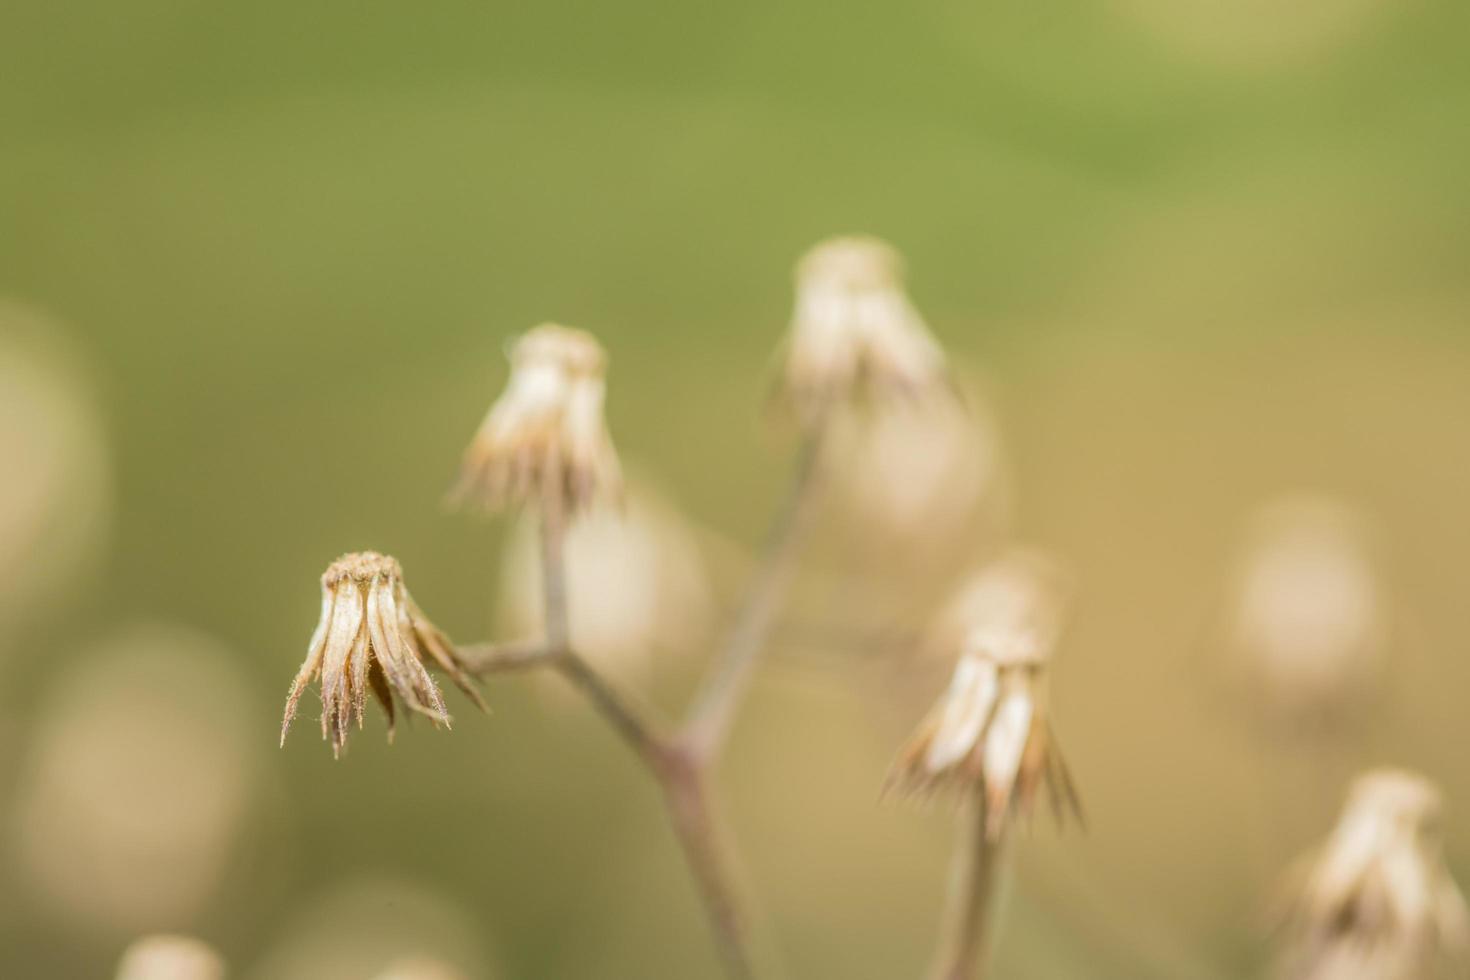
[683,431,825,761]
[462,436,825,979]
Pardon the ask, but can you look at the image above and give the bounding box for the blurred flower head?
[116,935,225,980]
[926,549,1070,668]
[779,236,948,427]
[890,561,1081,838]
[450,323,622,515]
[496,479,711,685]
[826,385,1011,561]
[15,626,258,934]
[248,876,492,980]
[1226,495,1385,724]
[1277,769,1469,979]
[371,957,469,980]
[282,552,484,756]
[0,301,110,638]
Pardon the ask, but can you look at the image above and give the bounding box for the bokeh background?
[3,1,1470,977]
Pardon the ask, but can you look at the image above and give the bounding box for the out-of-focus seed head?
[496,479,711,686]
[116,935,225,980]
[779,236,948,427]
[926,549,1070,670]
[890,560,1081,838]
[1276,769,1469,979]
[1227,495,1385,725]
[371,957,470,980]
[826,386,1012,564]
[281,552,485,756]
[449,324,622,515]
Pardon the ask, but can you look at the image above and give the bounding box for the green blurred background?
[3,0,1470,977]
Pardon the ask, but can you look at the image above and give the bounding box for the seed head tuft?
[281,551,485,756]
[779,236,949,427]
[449,323,622,515]
[1275,769,1469,979]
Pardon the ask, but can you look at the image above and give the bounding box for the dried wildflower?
[779,236,947,425]
[926,550,1069,667]
[116,934,225,980]
[450,323,621,514]
[1276,770,1470,980]
[827,387,1011,563]
[281,552,484,755]
[890,568,1081,838]
[1227,495,1385,723]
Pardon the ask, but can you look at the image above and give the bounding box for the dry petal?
[280,552,483,754]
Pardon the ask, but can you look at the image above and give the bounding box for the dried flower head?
[281,552,485,756]
[450,323,621,514]
[1227,495,1385,723]
[927,550,1069,668]
[780,236,947,426]
[1277,770,1470,979]
[890,568,1081,838]
[116,934,225,980]
[827,387,1011,565]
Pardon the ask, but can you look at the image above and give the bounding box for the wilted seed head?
[116,934,225,980]
[281,552,486,756]
[1278,769,1469,979]
[780,236,948,427]
[938,550,1069,668]
[1229,495,1385,722]
[890,574,1081,838]
[450,323,622,515]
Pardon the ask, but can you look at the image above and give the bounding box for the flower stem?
[530,482,757,979]
[934,792,1007,980]
[455,640,556,673]
[656,745,756,980]
[683,431,825,761]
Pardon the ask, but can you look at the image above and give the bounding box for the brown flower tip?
[779,236,948,428]
[1277,769,1469,979]
[888,649,1081,840]
[281,551,486,756]
[449,323,622,516]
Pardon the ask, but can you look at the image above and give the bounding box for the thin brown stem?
[551,650,666,766]
[538,480,572,653]
[526,481,757,979]
[683,431,825,760]
[657,746,757,980]
[456,640,556,674]
[934,792,1007,980]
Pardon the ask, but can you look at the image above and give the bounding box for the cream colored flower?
[450,323,621,514]
[1227,495,1385,722]
[1277,770,1469,980]
[16,626,257,932]
[927,550,1069,668]
[116,935,225,980]
[827,387,1011,560]
[371,957,469,980]
[0,302,110,637]
[780,236,947,425]
[281,552,484,755]
[496,481,711,684]
[890,570,1081,838]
